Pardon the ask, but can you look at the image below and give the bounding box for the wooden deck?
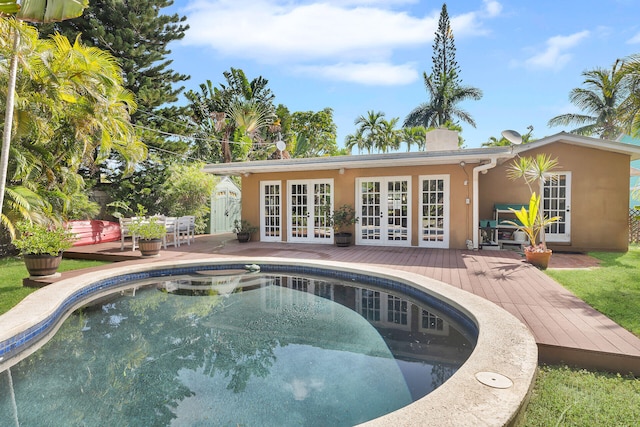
[50,234,640,374]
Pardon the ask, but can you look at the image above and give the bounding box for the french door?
[419,175,450,248]
[356,177,411,246]
[287,179,333,243]
[260,181,282,242]
[542,172,571,243]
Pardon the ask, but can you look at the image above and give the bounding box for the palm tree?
[184,69,276,163]
[0,0,89,228]
[41,33,146,172]
[226,99,276,161]
[620,54,640,137]
[404,70,483,129]
[347,111,385,154]
[1,19,143,232]
[376,118,402,153]
[401,126,427,151]
[547,60,629,139]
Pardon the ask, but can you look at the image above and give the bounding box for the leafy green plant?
[503,192,561,252]
[129,216,167,240]
[507,154,560,251]
[12,221,76,256]
[233,219,258,234]
[325,204,359,233]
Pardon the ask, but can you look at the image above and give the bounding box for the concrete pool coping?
[0,256,538,426]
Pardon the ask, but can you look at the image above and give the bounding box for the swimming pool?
[0,258,538,426]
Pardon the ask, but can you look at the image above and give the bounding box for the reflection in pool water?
[0,272,474,426]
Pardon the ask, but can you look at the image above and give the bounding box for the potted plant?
[326,204,359,247]
[503,193,561,269]
[13,221,76,276]
[233,219,258,243]
[129,216,166,256]
[507,154,561,269]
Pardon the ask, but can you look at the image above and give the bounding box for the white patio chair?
[164,217,178,248]
[184,215,196,245]
[119,217,139,251]
[177,216,191,246]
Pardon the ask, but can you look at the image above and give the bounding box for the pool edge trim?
[0,256,538,427]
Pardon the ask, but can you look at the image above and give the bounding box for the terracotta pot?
[334,232,352,247]
[23,253,63,276]
[139,239,162,257]
[525,249,552,270]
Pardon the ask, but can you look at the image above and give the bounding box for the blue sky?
[166,0,640,149]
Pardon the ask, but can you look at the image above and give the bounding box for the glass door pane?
[290,183,308,239]
[360,181,381,241]
[261,182,281,241]
[419,176,449,248]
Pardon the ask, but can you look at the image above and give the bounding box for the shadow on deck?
[27,233,640,375]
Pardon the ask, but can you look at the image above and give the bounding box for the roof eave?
[516,131,640,160]
[202,148,514,176]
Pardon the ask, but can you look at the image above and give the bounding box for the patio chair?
[119,217,139,251]
[185,215,196,245]
[164,217,178,248]
[177,216,191,246]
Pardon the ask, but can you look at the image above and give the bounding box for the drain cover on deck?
[475,371,513,389]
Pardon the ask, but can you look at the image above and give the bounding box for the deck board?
[53,234,640,374]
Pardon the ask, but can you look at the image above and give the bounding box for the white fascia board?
[516,132,640,160]
[202,148,514,176]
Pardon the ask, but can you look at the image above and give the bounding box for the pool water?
[0,272,474,426]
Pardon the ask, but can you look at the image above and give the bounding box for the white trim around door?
[542,171,571,243]
[287,179,334,244]
[419,174,450,248]
[260,180,282,242]
[356,176,411,246]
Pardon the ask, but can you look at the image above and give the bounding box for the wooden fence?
[630,208,640,243]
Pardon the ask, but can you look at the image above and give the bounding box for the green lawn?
[522,365,640,426]
[521,245,640,426]
[546,245,640,337]
[1,249,639,426]
[0,257,110,315]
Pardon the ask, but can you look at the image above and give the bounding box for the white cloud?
[181,0,502,84]
[524,30,590,70]
[628,31,640,44]
[183,1,436,62]
[483,0,503,18]
[295,62,419,85]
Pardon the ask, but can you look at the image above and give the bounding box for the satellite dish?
[501,130,522,145]
[275,140,286,151]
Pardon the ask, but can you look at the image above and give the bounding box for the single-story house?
[203,131,640,252]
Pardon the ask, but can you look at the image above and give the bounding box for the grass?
[546,245,640,337]
[520,245,640,426]
[522,365,640,426]
[0,256,110,315]
[2,248,640,425]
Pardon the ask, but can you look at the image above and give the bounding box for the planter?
[23,253,63,276]
[525,249,552,270]
[513,230,527,243]
[334,232,353,247]
[139,239,162,257]
[236,232,251,243]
